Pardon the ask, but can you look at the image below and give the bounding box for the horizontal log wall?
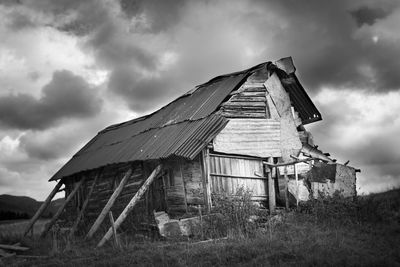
[62,162,165,234]
[163,156,204,217]
[220,67,270,118]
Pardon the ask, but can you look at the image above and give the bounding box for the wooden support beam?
[108,211,120,249]
[294,164,299,208]
[202,149,212,213]
[0,244,29,251]
[22,179,63,237]
[97,164,162,247]
[41,177,86,238]
[263,157,315,168]
[267,158,275,215]
[284,166,289,211]
[57,187,66,193]
[68,172,100,239]
[85,167,133,240]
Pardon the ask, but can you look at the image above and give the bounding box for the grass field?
[0,219,49,243]
[0,189,399,266]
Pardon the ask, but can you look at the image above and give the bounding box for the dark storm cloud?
[0,70,102,130]
[250,0,400,93]
[350,6,390,27]
[119,0,186,33]
[309,92,400,186]
[0,0,22,6]
[20,130,81,160]
[5,9,35,30]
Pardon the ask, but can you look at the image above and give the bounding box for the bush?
[202,187,261,239]
[298,189,400,226]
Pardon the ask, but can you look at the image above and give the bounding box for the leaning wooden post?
[22,179,64,237]
[85,168,133,240]
[267,158,276,215]
[68,172,100,239]
[284,166,289,210]
[108,211,120,249]
[41,177,86,238]
[97,164,162,247]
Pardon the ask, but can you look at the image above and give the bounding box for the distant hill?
[0,194,64,220]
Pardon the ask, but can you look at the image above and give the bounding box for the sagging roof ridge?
[73,113,225,159]
[100,61,271,135]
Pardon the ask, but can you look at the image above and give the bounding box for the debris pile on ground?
[0,243,29,258]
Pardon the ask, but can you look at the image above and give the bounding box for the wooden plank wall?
[213,119,281,158]
[264,73,302,161]
[209,154,267,201]
[163,156,204,216]
[63,162,167,233]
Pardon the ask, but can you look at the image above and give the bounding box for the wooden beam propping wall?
[97,164,163,247]
[22,179,64,237]
[85,167,133,240]
[41,177,86,238]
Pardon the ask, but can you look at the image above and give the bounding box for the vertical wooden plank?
[284,166,289,210]
[161,172,169,212]
[228,158,234,194]
[294,163,299,207]
[267,157,276,214]
[23,179,63,237]
[179,161,188,213]
[202,149,212,212]
[223,157,229,194]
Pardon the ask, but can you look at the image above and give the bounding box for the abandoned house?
[24,57,358,245]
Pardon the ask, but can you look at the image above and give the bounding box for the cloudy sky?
[0,0,399,200]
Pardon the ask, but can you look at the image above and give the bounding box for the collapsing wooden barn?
[24,57,358,245]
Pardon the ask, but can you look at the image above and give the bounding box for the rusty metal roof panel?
[278,72,322,125]
[51,115,228,180]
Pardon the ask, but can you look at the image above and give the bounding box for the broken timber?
[86,167,132,240]
[263,156,319,168]
[68,171,100,239]
[97,164,162,247]
[22,179,63,237]
[41,177,86,238]
[0,244,29,251]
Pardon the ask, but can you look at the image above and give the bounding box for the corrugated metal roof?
[275,69,322,125]
[51,115,228,180]
[74,70,256,158]
[50,63,268,181]
[50,59,321,181]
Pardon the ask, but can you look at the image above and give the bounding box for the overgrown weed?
[298,188,400,227]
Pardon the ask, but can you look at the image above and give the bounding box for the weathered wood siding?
[209,154,267,201]
[63,162,167,233]
[220,68,269,118]
[214,67,302,160]
[213,119,281,158]
[162,156,204,216]
[264,73,302,161]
